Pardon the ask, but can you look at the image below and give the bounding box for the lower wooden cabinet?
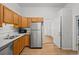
[12,34,30,55]
[18,36,24,54]
[12,38,20,55]
[25,35,30,47]
[12,36,25,55]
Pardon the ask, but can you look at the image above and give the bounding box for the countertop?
[0,31,30,51]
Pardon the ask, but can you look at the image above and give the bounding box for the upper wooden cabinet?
[31,17,43,23]
[18,15,22,28]
[27,17,32,27]
[14,17,31,28]
[13,12,19,25]
[0,4,3,27]
[3,6,13,24]
[13,15,22,28]
[0,4,44,28]
[20,17,43,28]
[21,17,32,28]
[21,17,28,28]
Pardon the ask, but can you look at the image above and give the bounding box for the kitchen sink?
[4,35,19,39]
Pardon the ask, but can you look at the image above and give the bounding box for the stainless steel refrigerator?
[30,22,42,48]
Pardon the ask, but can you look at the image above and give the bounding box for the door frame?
[60,16,63,48]
[75,15,79,51]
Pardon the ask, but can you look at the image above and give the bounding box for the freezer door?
[31,23,41,30]
[30,30,42,48]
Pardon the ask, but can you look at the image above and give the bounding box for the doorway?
[76,16,79,54]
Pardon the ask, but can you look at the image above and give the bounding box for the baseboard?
[30,47,42,49]
[62,48,73,50]
[19,47,25,55]
[53,43,73,51]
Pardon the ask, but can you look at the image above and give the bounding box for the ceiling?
[18,3,67,8]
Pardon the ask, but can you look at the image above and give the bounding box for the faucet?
[6,34,10,39]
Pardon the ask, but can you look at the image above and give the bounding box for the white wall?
[2,3,22,15]
[51,16,60,48]
[53,4,73,49]
[59,3,79,51]
[62,4,72,49]
[21,7,59,18]
[21,7,61,37]
[72,3,79,51]
[51,9,63,48]
[61,3,79,51]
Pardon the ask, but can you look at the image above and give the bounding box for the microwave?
[18,28,27,33]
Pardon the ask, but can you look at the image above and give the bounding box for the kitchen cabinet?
[13,12,19,25]
[12,38,20,55]
[16,17,44,28]
[27,17,32,27]
[14,17,31,28]
[3,6,13,24]
[14,15,22,28]
[18,15,22,28]
[18,36,25,54]
[31,17,43,23]
[25,34,30,47]
[13,23,19,28]
[21,17,28,28]
[12,36,25,55]
[0,4,3,27]
[19,17,32,28]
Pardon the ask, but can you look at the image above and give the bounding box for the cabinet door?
[19,36,25,53]
[27,17,32,27]
[13,39,20,55]
[3,6,13,24]
[13,13,19,25]
[31,17,43,23]
[14,15,22,28]
[19,37,23,53]
[18,15,22,28]
[22,36,25,48]
[21,17,28,28]
[25,35,30,47]
[13,36,25,55]
[0,4,3,27]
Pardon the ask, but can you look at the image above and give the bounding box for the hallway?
[20,36,77,55]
